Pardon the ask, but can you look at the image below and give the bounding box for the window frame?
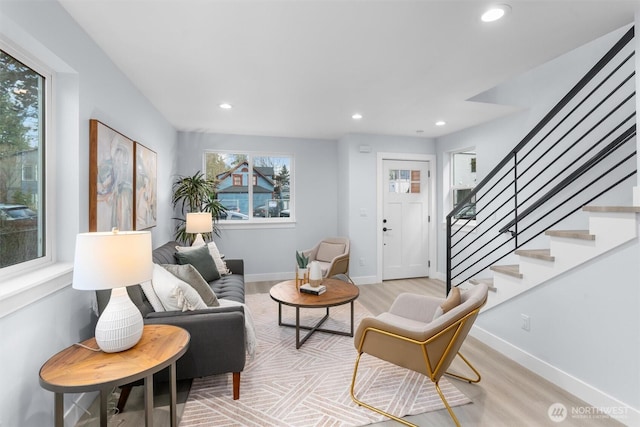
[0,37,54,279]
[449,149,477,223]
[204,150,295,227]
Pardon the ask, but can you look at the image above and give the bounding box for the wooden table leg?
[169,362,177,427]
[54,393,64,427]
[144,374,154,427]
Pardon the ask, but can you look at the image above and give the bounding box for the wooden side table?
[39,324,190,427]
[270,278,359,348]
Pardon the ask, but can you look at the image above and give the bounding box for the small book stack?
[299,283,326,295]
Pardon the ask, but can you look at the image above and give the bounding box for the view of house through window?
[0,48,45,269]
[451,150,476,220]
[205,152,292,220]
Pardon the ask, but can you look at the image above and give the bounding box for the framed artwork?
[134,142,157,230]
[89,119,134,232]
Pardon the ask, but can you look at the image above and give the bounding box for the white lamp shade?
[72,230,152,291]
[186,212,213,234]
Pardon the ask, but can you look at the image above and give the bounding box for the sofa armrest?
[143,308,246,379]
[225,259,244,275]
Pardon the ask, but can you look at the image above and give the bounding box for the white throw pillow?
[207,241,231,275]
[151,264,207,312]
[140,279,165,312]
[176,241,231,275]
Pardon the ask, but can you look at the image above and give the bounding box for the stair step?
[469,278,497,292]
[514,249,555,261]
[490,264,523,279]
[583,206,640,213]
[545,229,595,240]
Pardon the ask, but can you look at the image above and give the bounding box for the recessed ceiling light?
[481,4,511,22]
[219,103,233,109]
[352,113,363,120]
[435,120,446,126]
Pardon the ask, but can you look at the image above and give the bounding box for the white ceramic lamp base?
[96,287,144,353]
[192,233,206,247]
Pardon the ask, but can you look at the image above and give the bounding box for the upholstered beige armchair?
[350,283,489,426]
[303,237,350,279]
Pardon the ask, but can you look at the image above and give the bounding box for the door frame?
[376,152,437,282]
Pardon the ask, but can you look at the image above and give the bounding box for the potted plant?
[296,250,309,285]
[172,171,226,244]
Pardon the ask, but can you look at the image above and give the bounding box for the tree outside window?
[0,48,46,269]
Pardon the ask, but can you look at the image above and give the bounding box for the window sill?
[0,262,73,318]
[444,220,478,234]
[217,220,296,230]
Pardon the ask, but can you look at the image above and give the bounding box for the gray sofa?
[96,240,246,410]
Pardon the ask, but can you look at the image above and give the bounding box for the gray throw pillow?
[174,244,221,282]
[161,264,219,307]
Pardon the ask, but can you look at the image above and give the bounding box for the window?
[451,150,476,220]
[388,169,421,193]
[205,152,292,221]
[0,47,47,270]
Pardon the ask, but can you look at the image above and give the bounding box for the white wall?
[177,132,338,281]
[436,22,640,420]
[0,1,177,426]
[337,134,436,282]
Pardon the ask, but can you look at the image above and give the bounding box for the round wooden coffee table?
[270,278,359,349]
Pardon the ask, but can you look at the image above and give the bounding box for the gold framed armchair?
[350,283,489,426]
[304,237,350,279]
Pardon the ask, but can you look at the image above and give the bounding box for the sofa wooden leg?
[233,372,240,400]
[116,385,133,413]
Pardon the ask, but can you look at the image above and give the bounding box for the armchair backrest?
[305,237,350,277]
[425,283,488,380]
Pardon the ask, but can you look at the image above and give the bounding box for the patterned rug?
[180,292,471,426]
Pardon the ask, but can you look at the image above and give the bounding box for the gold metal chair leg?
[350,353,417,427]
[435,380,462,427]
[445,351,481,384]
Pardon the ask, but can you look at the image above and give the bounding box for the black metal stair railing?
[446,26,637,294]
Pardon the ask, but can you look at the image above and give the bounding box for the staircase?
[446,26,637,308]
[465,205,640,310]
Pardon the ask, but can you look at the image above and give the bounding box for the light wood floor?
[76,278,623,426]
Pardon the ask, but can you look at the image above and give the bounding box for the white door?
[382,159,430,280]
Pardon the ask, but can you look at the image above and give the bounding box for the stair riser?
[484,209,638,312]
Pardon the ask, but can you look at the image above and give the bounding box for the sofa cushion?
[161,263,219,307]
[174,244,221,282]
[140,279,165,312]
[151,264,208,312]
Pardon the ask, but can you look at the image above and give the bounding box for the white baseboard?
[246,272,378,285]
[245,272,292,283]
[64,391,98,426]
[470,325,640,426]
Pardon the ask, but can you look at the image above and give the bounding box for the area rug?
[180,292,471,427]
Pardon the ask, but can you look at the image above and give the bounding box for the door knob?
[383,227,392,232]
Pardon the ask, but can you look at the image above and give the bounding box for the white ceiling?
[59,0,637,140]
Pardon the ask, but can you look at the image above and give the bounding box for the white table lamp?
[186,212,213,246]
[72,229,152,353]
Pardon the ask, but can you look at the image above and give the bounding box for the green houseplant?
[172,171,226,244]
[296,250,309,269]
